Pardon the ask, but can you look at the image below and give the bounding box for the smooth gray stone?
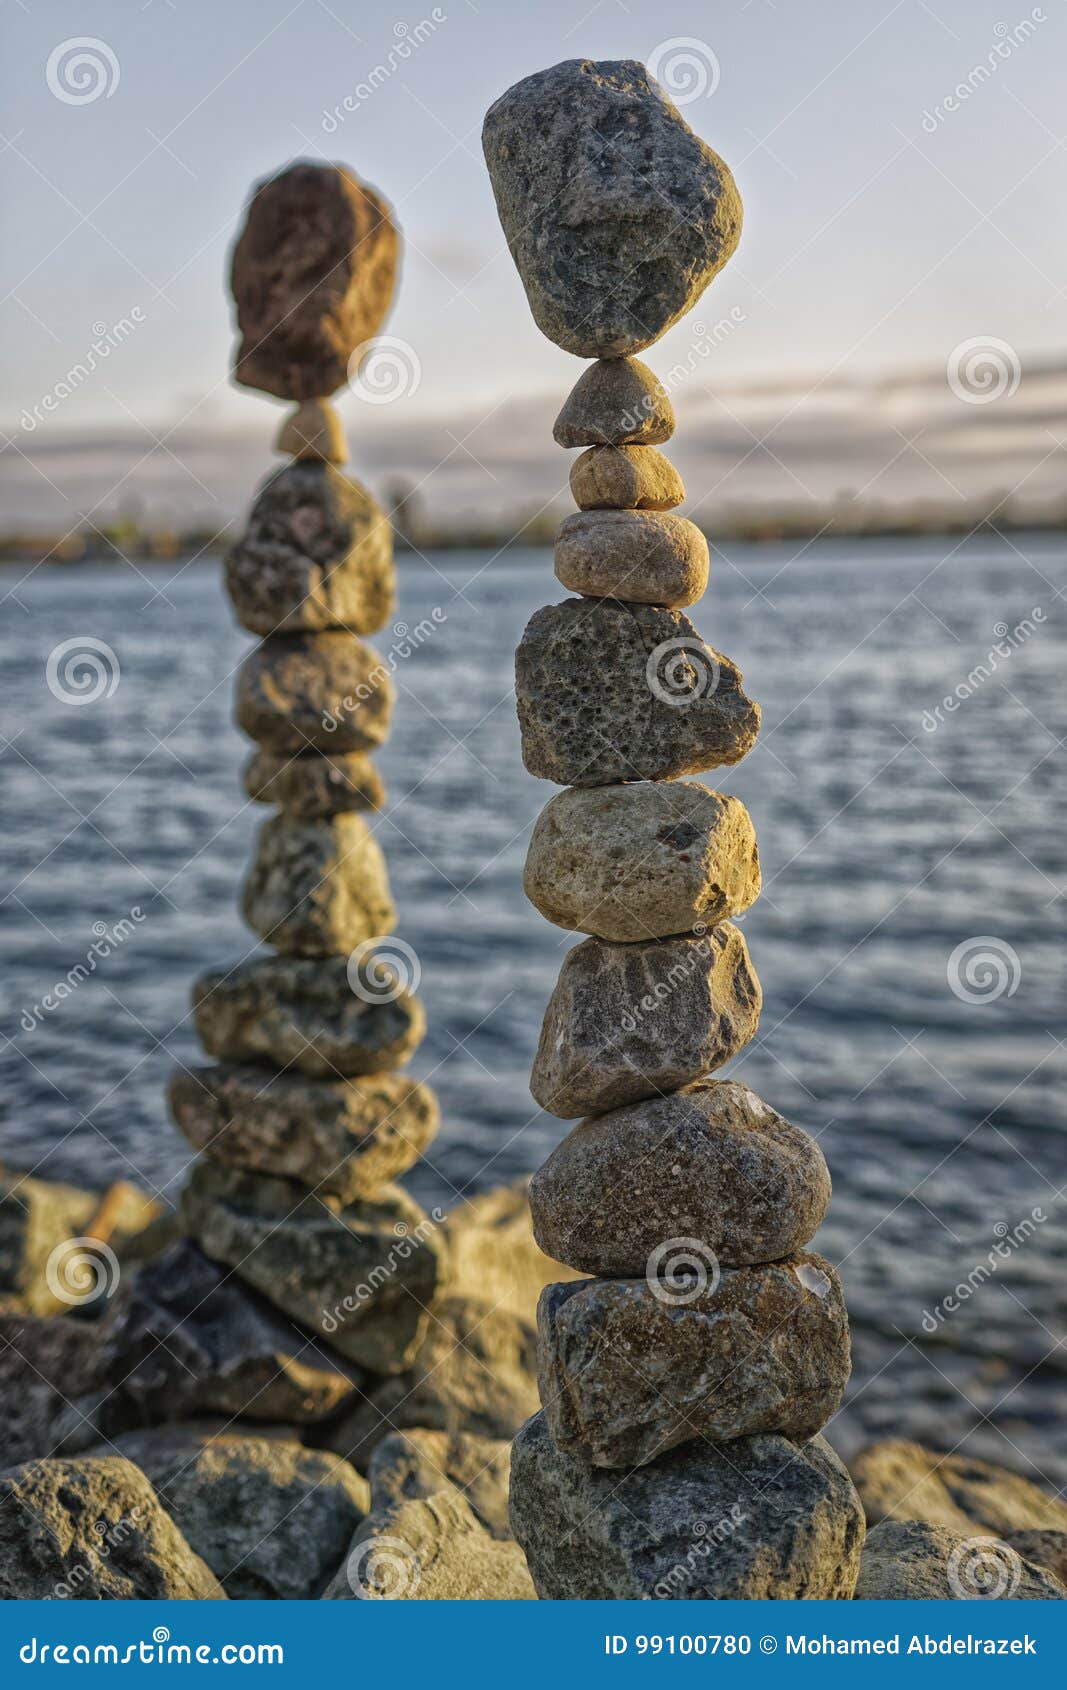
[509,1415,865,1599]
[482,59,742,357]
[554,509,709,607]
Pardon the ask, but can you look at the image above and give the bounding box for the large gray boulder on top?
[0,1456,226,1600]
[510,1414,864,1600]
[482,59,742,358]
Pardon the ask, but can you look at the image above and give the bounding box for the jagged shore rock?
[105,1428,370,1600]
[231,162,398,399]
[367,1429,513,1540]
[529,1081,830,1275]
[530,924,761,1118]
[538,1255,850,1467]
[555,510,709,608]
[442,1179,582,1324]
[244,747,385,816]
[853,1519,1065,1600]
[1,1167,160,1315]
[0,1310,106,1464]
[192,952,424,1077]
[524,781,760,941]
[515,599,760,785]
[325,1489,535,1600]
[482,59,741,357]
[241,813,395,954]
[168,1065,438,1201]
[569,445,684,511]
[236,631,393,754]
[226,462,394,636]
[510,1414,864,1599]
[0,1456,226,1600]
[850,1439,1067,1537]
[181,1164,447,1374]
[554,357,674,447]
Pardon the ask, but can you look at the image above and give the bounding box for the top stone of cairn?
[482,59,742,358]
[230,161,399,400]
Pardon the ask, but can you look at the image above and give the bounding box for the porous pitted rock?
[515,599,760,785]
[180,1163,446,1374]
[442,1180,582,1325]
[530,1080,829,1275]
[193,952,423,1078]
[231,161,398,400]
[325,1489,535,1599]
[96,1240,365,1431]
[1,1167,159,1316]
[482,60,742,358]
[569,444,684,510]
[225,462,394,636]
[850,1440,1067,1537]
[241,813,395,956]
[244,747,385,816]
[555,510,708,607]
[316,1296,539,1470]
[236,631,393,755]
[853,1519,1064,1600]
[276,398,347,463]
[0,1456,225,1600]
[106,1427,370,1600]
[554,357,674,447]
[0,1311,105,1465]
[538,1255,850,1468]
[168,1065,438,1203]
[1004,1531,1067,1590]
[524,780,760,941]
[367,1429,513,1539]
[510,1414,864,1600]
[530,923,761,1118]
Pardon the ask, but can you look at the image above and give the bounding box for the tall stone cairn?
[484,61,866,1598]
[167,161,449,1384]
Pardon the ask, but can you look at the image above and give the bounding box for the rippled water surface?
[2,537,1065,1483]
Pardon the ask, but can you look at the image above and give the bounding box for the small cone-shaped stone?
[276,399,347,463]
[569,445,684,511]
[554,356,674,448]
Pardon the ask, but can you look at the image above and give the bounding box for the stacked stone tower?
[167,162,448,1381]
[484,62,865,1598]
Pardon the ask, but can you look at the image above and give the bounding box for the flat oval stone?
[537,1256,851,1467]
[168,1065,439,1203]
[554,358,674,447]
[276,399,347,463]
[524,781,760,941]
[225,462,394,636]
[241,814,394,956]
[180,1163,448,1374]
[515,599,760,785]
[569,445,684,511]
[510,1415,865,1600]
[530,923,761,1118]
[231,162,398,400]
[529,1080,830,1274]
[554,511,708,607]
[244,748,385,816]
[236,632,393,755]
[192,953,424,1078]
[482,60,742,357]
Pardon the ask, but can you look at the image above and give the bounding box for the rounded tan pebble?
[275,399,348,463]
[236,632,393,755]
[554,510,709,608]
[244,748,384,816]
[569,445,684,511]
[553,356,674,448]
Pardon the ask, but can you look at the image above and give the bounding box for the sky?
[2,0,1066,531]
